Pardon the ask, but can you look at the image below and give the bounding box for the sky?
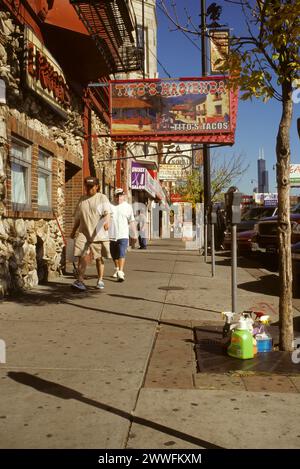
[155,0,300,195]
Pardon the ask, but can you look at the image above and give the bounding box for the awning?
[70,0,143,74]
[42,0,110,83]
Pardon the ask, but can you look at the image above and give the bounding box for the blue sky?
[156,0,300,195]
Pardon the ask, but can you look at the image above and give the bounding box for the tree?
[176,153,248,206]
[160,0,300,351]
[225,0,300,351]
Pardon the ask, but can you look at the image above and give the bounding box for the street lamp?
[251,179,258,193]
[201,0,211,261]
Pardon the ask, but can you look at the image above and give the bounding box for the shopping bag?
[65,238,75,262]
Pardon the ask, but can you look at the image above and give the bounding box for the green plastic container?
[227,327,254,360]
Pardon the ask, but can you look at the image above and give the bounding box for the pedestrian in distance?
[215,207,226,250]
[109,188,137,282]
[70,176,111,291]
[135,209,147,249]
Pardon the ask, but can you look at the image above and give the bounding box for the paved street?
[0,239,300,449]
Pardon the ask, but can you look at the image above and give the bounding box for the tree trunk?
[276,82,294,351]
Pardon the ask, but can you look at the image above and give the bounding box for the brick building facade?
[0,0,142,296]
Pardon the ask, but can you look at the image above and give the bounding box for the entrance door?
[64,161,82,238]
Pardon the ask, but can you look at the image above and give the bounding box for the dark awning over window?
[70,0,143,74]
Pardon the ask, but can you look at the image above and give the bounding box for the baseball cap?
[84,176,99,186]
[114,188,124,196]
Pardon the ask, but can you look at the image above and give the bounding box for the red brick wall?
[6,116,83,231]
[65,164,83,237]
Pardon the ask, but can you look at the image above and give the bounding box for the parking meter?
[225,187,243,314]
[209,204,217,225]
[209,204,217,277]
[225,187,242,225]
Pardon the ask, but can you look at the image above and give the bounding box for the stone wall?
[0,8,117,297]
[0,10,84,296]
[91,110,116,195]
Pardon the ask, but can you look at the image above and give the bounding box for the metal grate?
[194,325,300,374]
[70,0,143,73]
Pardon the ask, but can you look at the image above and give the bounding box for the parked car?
[237,205,278,232]
[292,241,300,295]
[224,205,277,252]
[224,229,256,254]
[251,202,300,256]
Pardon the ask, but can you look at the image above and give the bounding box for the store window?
[11,137,32,210]
[38,148,52,210]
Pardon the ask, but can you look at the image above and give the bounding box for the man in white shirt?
[109,188,137,281]
[70,176,111,291]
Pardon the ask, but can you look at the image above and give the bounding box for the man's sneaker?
[72,280,87,291]
[117,270,125,282]
[96,280,105,289]
[112,269,119,278]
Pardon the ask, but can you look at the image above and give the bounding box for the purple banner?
[131,163,146,189]
[131,162,157,197]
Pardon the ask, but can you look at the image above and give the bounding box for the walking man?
[70,176,111,291]
[109,188,137,282]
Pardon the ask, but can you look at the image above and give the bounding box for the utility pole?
[201,0,211,260]
[142,0,148,159]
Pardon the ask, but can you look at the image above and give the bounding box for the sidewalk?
[0,239,300,448]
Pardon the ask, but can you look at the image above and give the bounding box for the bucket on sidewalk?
[256,333,272,352]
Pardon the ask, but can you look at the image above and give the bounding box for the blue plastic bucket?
[256,337,272,352]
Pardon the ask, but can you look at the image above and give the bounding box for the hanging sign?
[192,144,203,168]
[290,164,300,187]
[209,29,229,74]
[110,77,237,144]
[24,27,71,116]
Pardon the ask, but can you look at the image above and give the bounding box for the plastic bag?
[65,238,75,262]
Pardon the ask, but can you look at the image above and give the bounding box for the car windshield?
[241,207,276,221]
[291,202,300,214]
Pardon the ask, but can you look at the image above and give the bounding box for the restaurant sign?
[131,162,156,198]
[290,164,300,187]
[209,30,229,75]
[24,27,71,116]
[159,164,183,181]
[110,77,237,144]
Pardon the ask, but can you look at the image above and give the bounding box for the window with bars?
[137,25,144,51]
[38,148,52,211]
[10,137,32,210]
[215,105,223,115]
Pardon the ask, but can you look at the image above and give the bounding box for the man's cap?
[114,188,124,196]
[84,176,99,186]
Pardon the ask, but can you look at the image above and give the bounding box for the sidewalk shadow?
[238,274,279,296]
[107,293,220,315]
[215,257,262,269]
[133,269,206,277]
[4,282,101,306]
[272,316,300,333]
[7,372,223,449]
[62,300,193,331]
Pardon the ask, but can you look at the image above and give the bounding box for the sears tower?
[257,148,269,193]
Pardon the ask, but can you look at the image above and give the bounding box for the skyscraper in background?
[258,148,269,193]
